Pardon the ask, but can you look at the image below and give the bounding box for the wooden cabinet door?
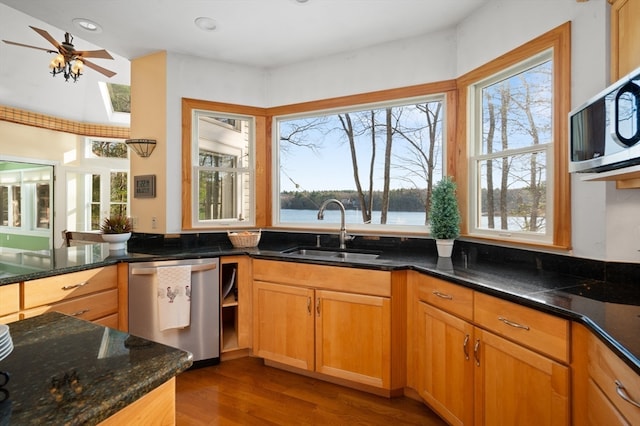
[417,302,474,426]
[474,329,569,426]
[315,289,391,389]
[612,0,640,80]
[252,280,314,371]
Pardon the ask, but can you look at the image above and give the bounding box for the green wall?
[0,233,50,250]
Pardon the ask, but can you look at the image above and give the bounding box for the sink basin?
[283,248,380,261]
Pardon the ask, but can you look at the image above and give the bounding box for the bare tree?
[395,102,443,225]
[380,108,393,224]
[338,113,373,223]
[484,92,496,229]
[499,82,511,230]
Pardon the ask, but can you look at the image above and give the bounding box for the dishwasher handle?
[130,262,217,275]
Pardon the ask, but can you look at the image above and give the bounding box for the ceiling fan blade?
[2,39,56,53]
[75,49,113,60]
[82,59,117,78]
[29,26,61,50]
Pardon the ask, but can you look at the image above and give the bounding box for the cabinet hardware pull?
[62,281,89,290]
[474,339,480,366]
[307,297,312,315]
[70,309,90,317]
[316,298,321,316]
[432,291,453,300]
[463,334,470,360]
[615,380,640,408]
[498,316,530,331]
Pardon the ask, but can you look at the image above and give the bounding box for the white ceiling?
[0,0,488,124]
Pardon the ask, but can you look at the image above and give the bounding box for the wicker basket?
[227,230,261,248]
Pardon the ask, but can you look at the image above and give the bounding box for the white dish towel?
[156,265,192,331]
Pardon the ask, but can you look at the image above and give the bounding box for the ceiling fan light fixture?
[73,18,102,33]
[49,54,65,70]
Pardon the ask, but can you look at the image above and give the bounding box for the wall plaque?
[133,175,156,198]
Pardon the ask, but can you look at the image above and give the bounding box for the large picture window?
[274,96,445,232]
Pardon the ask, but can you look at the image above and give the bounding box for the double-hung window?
[191,110,255,227]
[469,52,553,242]
[461,23,571,248]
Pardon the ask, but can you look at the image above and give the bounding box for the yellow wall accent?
[130,51,167,234]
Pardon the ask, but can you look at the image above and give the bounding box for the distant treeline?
[280,189,427,212]
[281,187,546,215]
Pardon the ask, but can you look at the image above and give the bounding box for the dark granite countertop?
[1,231,639,377]
[0,312,192,425]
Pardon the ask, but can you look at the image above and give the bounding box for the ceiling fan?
[2,25,116,82]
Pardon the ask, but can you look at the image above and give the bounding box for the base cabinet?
[572,322,640,425]
[252,259,394,391]
[409,272,570,426]
[0,265,124,328]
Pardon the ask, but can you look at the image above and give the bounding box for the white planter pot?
[435,239,454,257]
[102,232,131,251]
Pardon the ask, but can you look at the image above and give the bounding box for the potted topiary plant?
[100,215,133,251]
[429,176,461,257]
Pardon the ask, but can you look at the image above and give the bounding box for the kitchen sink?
[282,247,380,261]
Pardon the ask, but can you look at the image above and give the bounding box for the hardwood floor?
[175,356,446,425]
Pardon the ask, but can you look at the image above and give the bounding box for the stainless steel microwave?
[569,66,640,173]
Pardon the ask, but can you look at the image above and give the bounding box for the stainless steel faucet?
[317,198,350,249]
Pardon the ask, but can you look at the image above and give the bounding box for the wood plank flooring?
[175,356,447,425]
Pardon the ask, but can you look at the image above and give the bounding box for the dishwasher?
[128,258,220,367]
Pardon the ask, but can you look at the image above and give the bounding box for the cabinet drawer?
[0,313,20,324]
[587,377,630,426]
[253,260,390,297]
[0,283,20,316]
[414,274,473,321]
[23,266,117,309]
[94,313,119,329]
[22,289,118,322]
[589,333,640,425]
[474,292,569,362]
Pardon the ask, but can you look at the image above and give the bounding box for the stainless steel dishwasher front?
[128,258,220,366]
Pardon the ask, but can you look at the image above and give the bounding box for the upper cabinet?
[611,0,640,81]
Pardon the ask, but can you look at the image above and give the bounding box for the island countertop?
[0,312,192,425]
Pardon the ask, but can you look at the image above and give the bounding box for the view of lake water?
[280,209,539,231]
[280,209,427,226]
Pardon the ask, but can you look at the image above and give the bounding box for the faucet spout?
[317,198,348,249]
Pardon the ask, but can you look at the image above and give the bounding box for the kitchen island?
[0,312,192,425]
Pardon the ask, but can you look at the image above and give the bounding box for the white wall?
[164,52,266,233]
[266,28,457,107]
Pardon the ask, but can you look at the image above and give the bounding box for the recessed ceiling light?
[195,17,217,32]
[72,18,102,33]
